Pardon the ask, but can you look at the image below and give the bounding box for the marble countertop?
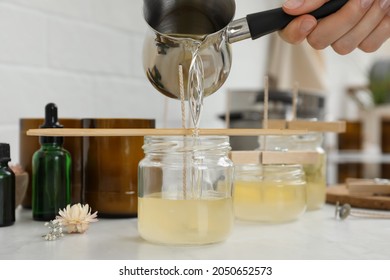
[1,204,389,260]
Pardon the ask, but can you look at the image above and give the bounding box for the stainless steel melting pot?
[143,0,347,100]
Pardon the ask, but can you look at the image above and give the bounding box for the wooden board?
[326,185,390,210]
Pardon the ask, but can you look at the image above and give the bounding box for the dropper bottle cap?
[39,103,64,145]
[0,143,11,162]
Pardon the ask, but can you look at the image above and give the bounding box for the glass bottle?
[20,118,83,209]
[0,143,15,227]
[138,136,234,245]
[260,133,327,210]
[32,103,71,221]
[234,164,306,223]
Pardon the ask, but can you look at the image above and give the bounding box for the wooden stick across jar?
[26,128,309,137]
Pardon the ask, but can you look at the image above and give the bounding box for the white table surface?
[1,204,389,260]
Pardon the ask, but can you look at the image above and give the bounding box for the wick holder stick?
[178,64,187,199]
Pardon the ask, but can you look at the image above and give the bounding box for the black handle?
[246,0,348,40]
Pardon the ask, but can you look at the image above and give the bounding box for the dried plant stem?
[291,81,299,121]
[163,97,168,128]
[263,76,269,130]
[225,92,231,129]
[262,76,270,151]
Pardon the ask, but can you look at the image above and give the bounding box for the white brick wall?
[0,4,46,66]
[48,18,132,75]
[3,0,92,19]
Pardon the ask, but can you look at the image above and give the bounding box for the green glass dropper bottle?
[32,103,71,221]
[0,143,15,227]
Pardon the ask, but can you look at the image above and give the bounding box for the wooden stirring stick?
[163,97,169,128]
[225,91,231,129]
[26,128,308,137]
[261,76,270,151]
[291,81,299,121]
[263,76,269,130]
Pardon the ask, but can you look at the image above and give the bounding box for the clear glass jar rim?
[236,163,303,171]
[258,132,324,150]
[235,163,306,183]
[143,135,231,154]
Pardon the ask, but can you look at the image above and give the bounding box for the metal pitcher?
[143,0,347,100]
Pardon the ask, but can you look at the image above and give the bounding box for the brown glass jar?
[337,120,363,150]
[82,118,155,218]
[337,120,363,183]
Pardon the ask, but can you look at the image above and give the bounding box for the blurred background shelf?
[328,151,390,164]
[327,102,390,185]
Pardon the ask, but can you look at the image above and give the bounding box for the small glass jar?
[138,136,234,245]
[234,164,306,223]
[260,133,327,210]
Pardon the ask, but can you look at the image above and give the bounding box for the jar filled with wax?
[260,133,326,210]
[138,136,234,245]
[234,164,306,223]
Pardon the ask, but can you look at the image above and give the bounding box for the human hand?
[279,0,390,54]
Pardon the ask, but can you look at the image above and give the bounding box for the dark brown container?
[381,164,390,179]
[337,120,363,184]
[381,118,390,153]
[82,118,155,218]
[381,118,390,179]
[337,163,363,184]
[337,120,363,150]
[19,118,83,208]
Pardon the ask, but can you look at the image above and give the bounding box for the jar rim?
[143,135,231,154]
[235,163,305,183]
[258,132,324,150]
[144,135,229,141]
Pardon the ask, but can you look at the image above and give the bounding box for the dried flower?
[55,203,98,233]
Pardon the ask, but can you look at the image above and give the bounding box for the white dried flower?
[55,203,98,234]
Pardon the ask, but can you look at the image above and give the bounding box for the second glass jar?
[260,133,327,210]
[234,164,306,223]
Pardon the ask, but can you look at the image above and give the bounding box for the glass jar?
[260,133,327,210]
[234,164,306,223]
[82,118,155,218]
[138,136,234,245]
